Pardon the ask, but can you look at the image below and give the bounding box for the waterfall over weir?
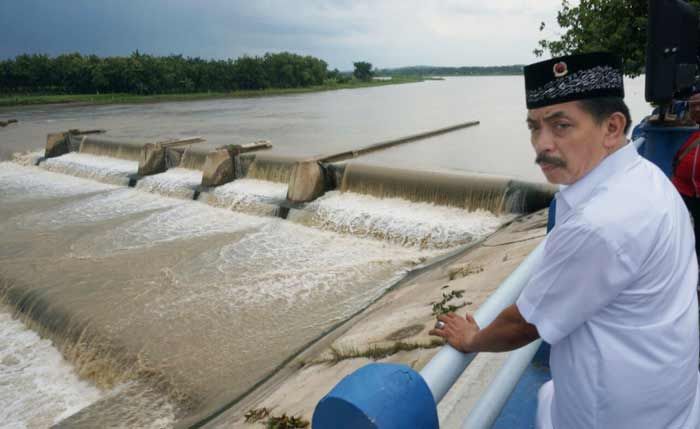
[244,154,298,183]
[77,136,146,161]
[177,146,210,171]
[339,163,553,215]
[0,140,550,428]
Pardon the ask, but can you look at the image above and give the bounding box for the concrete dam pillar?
[45,132,70,158]
[201,148,236,187]
[138,137,206,176]
[286,160,327,203]
[200,141,273,187]
[44,129,106,159]
[138,143,168,176]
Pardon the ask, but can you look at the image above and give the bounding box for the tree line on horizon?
[1,50,532,97]
[376,65,523,76]
[0,51,366,95]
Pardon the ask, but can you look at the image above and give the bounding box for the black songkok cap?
[524,52,624,109]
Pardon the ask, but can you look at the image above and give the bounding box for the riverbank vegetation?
[0,76,421,107]
[1,51,331,94]
[0,52,417,106]
[376,65,523,77]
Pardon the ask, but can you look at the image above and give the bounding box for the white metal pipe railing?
[461,339,543,429]
[419,239,547,404]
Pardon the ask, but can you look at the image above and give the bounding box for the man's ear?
[602,112,627,149]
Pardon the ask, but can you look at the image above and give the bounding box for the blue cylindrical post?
[312,363,439,429]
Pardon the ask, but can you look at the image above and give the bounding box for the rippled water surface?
[0,161,510,426]
[0,76,650,181]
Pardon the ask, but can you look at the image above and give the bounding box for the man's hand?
[429,305,540,353]
[429,312,480,353]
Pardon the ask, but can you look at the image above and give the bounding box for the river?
[1,76,651,181]
[0,76,650,428]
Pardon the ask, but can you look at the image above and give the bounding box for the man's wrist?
[459,330,480,353]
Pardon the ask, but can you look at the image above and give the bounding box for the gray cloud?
[0,0,563,69]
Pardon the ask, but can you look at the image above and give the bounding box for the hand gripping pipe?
[419,239,546,404]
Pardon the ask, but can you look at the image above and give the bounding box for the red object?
[672,130,700,197]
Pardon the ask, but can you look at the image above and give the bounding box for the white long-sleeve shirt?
[517,143,700,428]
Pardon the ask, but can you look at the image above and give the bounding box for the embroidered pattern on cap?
[527,65,622,103]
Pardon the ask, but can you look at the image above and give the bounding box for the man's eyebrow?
[542,111,570,121]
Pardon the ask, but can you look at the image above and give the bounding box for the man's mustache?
[535,153,567,168]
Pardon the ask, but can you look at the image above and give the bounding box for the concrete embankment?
[200,209,548,428]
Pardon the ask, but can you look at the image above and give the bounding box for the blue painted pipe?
[312,363,439,429]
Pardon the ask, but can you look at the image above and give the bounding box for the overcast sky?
[0,0,566,70]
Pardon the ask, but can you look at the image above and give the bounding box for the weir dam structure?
[0,124,554,428]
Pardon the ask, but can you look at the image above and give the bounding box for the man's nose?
[531,128,555,153]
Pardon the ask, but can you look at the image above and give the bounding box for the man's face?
[689,94,700,124]
[526,101,608,185]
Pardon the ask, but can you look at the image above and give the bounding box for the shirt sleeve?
[516,218,636,345]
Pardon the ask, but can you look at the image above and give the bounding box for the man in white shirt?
[430,52,700,428]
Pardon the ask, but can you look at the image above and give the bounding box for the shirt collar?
[556,142,639,218]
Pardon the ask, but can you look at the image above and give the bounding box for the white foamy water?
[0,311,104,429]
[135,168,203,199]
[201,178,288,215]
[70,200,269,257]
[42,153,138,185]
[0,161,115,203]
[0,160,511,427]
[190,219,431,308]
[11,188,179,232]
[210,178,288,201]
[11,150,45,167]
[292,191,512,249]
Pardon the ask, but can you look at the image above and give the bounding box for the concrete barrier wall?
[340,164,512,213]
[78,136,148,161]
[245,154,302,183]
[178,146,211,171]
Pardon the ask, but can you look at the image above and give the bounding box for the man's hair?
[577,97,632,134]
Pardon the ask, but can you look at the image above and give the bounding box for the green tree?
[536,0,700,76]
[353,61,373,81]
[232,55,269,90]
[90,63,109,93]
[0,51,336,95]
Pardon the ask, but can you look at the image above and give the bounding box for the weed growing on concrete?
[245,407,270,423]
[317,339,444,365]
[385,324,424,341]
[431,289,466,316]
[244,408,309,428]
[266,414,310,428]
[448,264,484,280]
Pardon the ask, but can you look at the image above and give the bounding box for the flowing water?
[0,76,651,428]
